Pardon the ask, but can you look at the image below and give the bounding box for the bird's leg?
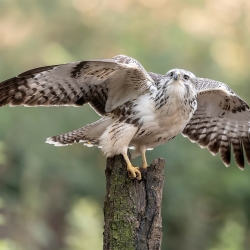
[100,121,140,179]
[122,153,142,180]
[141,148,148,169]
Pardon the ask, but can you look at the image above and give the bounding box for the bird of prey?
[0,55,249,180]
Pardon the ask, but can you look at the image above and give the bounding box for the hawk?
[0,55,249,180]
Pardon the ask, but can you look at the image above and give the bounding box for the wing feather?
[183,77,250,169]
[0,55,156,115]
[242,135,250,164]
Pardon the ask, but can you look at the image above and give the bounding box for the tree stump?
[103,154,165,250]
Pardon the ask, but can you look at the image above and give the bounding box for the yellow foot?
[127,165,142,180]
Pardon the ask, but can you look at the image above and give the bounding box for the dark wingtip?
[242,136,250,165]
[220,144,231,167]
[235,155,245,170]
[208,139,220,155]
[235,156,245,170]
[232,139,245,170]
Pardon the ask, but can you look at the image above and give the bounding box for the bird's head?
[165,68,196,86]
[160,68,197,98]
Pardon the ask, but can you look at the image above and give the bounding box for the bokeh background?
[0,0,250,249]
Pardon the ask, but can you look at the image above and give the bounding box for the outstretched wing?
[182,77,250,169]
[0,55,156,115]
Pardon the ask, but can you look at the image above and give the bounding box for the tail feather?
[46,128,99,146]
[46,117,113,147]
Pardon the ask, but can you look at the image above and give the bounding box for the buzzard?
[0,55,249,180]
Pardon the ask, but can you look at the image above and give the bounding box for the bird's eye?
[183,74,189,80]
[169,72,174,77]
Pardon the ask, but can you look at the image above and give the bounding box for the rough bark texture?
[103,154,165,250]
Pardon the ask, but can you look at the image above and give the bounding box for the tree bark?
[103,153,165,250]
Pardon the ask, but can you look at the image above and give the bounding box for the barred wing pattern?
[0,55,155,115]
[182,77,250,169]
[1,53,250,171]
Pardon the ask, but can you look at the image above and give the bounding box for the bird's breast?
[132,89,197,147]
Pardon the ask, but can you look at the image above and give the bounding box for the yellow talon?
[122,153,142,180]
[127,164,141,180]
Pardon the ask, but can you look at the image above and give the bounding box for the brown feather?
[220,142,231,166]
[242,136,250,164]
[232,138,244,169]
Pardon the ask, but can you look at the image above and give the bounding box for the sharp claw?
[135,170,142,180]
[127,166,142,180]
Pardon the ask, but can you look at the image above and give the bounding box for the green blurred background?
[0,0,250,249]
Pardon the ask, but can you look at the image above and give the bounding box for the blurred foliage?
[0,0,250,249]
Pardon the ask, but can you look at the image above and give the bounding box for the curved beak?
[173,72,180,81]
